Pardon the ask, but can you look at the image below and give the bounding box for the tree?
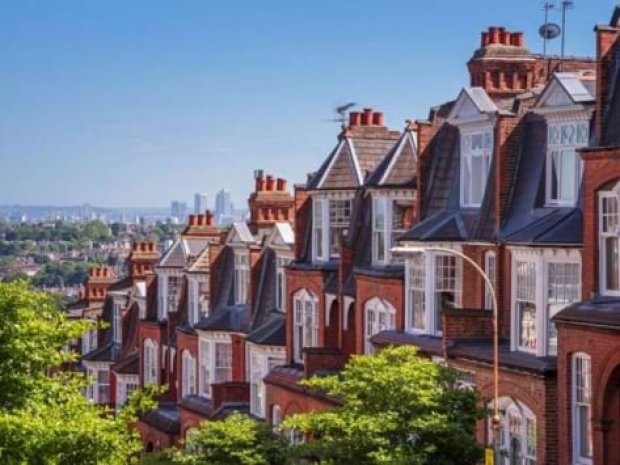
[282,346,485,465]
[168,413,289,465]
[0,281,154,464]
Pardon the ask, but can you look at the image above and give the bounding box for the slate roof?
[229,222,256,244]
[365,129,417,188]
[159,237,211,268]
[601,38,620,147]
[113,353,139,375]
[140,403,180,434]
[554,298,620,328]
[247,312,286,346]
[195,305,252,333]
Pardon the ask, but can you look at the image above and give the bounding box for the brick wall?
[595,26,620,142]
[303,347,348,378]
[293,186,310,259]
[176,331,198,399]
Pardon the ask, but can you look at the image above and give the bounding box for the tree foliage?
[282,346,485,465]
[0,281,153,464]
[167,413,289,465]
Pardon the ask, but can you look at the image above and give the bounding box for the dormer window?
[276,255,292,311]
[372,196,412,265]
[460,128,493,208]
[188,276,209,326]
[546,121,589,206]
[599,184,620,295]
[312,195,352,262]
[112,303,122,344]
[292,289,319,363]
[234,251,250,305]
[157,271,182,320]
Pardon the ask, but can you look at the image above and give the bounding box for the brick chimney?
[128,241,161,281]
[85,265,117,302]
[248,171,294,232]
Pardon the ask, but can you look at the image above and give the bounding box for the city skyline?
[0,1,613,207]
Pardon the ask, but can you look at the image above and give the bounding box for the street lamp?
[392,245,501,462]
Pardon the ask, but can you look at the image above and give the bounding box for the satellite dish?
[539,23,561,40]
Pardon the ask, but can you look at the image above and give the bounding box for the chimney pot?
[482,31,489,47]
[489,27,500,44]
[132,242,139,251]
[276,178,287,191]
[266,175,275,191]
[512,32,524,47]
[371,111,384,126]
[501,30,511,45]
[189,214,197,226]
[361,108,373,125]
[149,242,155,252]
[206,210,214,226]
[140,242,147,252]
[349,111,361,126]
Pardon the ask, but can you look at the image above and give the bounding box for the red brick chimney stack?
[481,26,524,48]
[276,178,286,191]
[206,210,214,226]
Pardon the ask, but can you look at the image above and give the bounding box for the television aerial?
[322,102,356,124]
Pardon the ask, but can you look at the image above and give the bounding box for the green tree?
[282,346,485,465]
[168,413,289,465]
[0,281,154,464]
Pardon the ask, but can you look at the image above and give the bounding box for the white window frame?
[372,195,414,266]
[599,186,620,296]
[572,353,593,465]
[490,397,537,465]
[181,350,197,397]
[188,276,209,326]
[405,248,462,336]
[484,251,497,311]
[510,248,581,357]
[312,194,353,262]
[116,374,139,408]
[82,324,98,355]
[459,125,493,208]
[247,344,285,419]
[157,269,183,320]
[196,333,233,398]
[545,120,589,207]
[143,338,159,386]
[271,404,282,432]
[112,302,122,344]
[364,297,396,354]
[275,255,292,312]
[234,250,250,305]
[292,289,319,364]
[85,363,111,405]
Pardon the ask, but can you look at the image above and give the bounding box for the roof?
[247,312,286,346]
[82,341,121,363]
[228,222,255,244]
[554,298,620,328]
[195,305,252,333]
[365,129,417,188]
[555,73,595,103]
[448,87,499,121]
[273,222,294,245]
[159,237,210,268]
[113,353,139,375]
[140,404,180,434]
[601,38,620,147]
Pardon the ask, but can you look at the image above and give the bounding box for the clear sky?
[0,0,615,208]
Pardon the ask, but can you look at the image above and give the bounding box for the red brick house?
[264,109,418,432]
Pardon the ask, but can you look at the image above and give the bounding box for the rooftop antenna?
[321,102,356,124]
[539,1,558,57]
[560,0,575,69]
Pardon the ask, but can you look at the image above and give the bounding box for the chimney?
[349,111,361,126]
[490,27,500,44]
[266,175,275,191]
[189,214,197,226]
[140,242,147,252]
[132,242,139,252]
[361,108,373,125]
[501,29,511,45]
[196,214,205,226]
[481,31,490,47]
[206,210,214,226]
[511,32,524,47]
[276,178,287,191]
[148,242,156,252]
[372,111,384,126]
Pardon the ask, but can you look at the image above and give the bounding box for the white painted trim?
[316,139,346,189]
[378,134,408,186]
[346,137,363,185]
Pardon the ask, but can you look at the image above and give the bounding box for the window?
[250,352,264,417]
[112,303,122,344]
[124,381,138,404]
[547,263,580,355]
[188,277,209,326]
[546,121,588,205]
[82,325,97,355]
[364,298,396,354]
[214,342,232,383]
[167,275,182,313]
[234,252,250,305]
[515,261,537,352]
[117,377,138,407]
[199,340,210,397]
[373,197,412,265]
[158,272,182,320]
[406,252,461,335]
[492,397,537,465]
[373,198,387,264]
[182,351,196,397]
[511,251,581,356]
[293,289,319,363]
[271,405,282,432]
[276,256,292,311]
[143,338,158,385]
[600,188,620,295]
[460,129,493,207]
[312,196,352,262]
[97,369,110,404]
[484,251,497,311]
[572,353,592,464]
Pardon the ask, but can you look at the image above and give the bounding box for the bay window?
[511,250,581,356]
[546,120,588,205]
[112,302,122,344]
[82,325,97,355]
[188,276,209,326]
[572,353,593,464]
[599,186,620,295]
[198,340,210,397]
[492,397,537,465]
[293,289,319,363]
[312,196,352,262]
[460,128,493,208]
[143,338,159,385]
[405,251,461,336]
[248,348,285,418]
[234,251,250,305]
[372,197,412,265]
[157,271,182,320]
[97,369,110,404]
[181,350,196,397]
[196,337,233,397]
[214,342,233,383]
[276,256,292,311]
[364,298,396,354]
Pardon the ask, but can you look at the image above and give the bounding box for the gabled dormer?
[448,87,499,209]
[226,222,256,306]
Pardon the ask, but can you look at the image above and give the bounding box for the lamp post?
[392,245,501,462]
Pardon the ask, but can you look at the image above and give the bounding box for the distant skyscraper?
[194,193,208,214]
[170,201,188,223]
[214,189,233,224]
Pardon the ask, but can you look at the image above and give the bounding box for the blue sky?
[0,0,615,208]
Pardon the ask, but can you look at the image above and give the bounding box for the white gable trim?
[378,131,417,186]
[316,139,346,189]
[346,138,364,185]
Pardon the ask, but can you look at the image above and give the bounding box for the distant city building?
[170,201,188,223]
[214,189,233,224]
[194,193,208,214]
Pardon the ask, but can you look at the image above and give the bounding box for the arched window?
[143,338,159,386]
[572,353,592,464]
[181,350,196,397]
[364,298,396,354]
[490,397,537,464]
[599,181,620,295]
[293,289,319,363]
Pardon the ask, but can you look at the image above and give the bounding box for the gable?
[319,140,360,189]
[537,79,574,107]
[381,133,417,186]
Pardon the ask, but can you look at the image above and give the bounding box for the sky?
[0,0,616,208]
